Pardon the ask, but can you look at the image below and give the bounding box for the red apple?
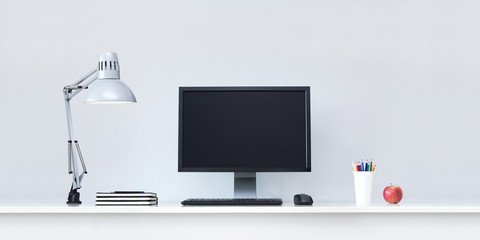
[383,183,403,204]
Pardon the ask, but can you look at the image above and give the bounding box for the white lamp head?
[84,52,137,104]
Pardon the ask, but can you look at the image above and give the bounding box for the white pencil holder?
[353,172,373,206]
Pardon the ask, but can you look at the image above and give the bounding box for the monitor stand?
[234,172,257,198]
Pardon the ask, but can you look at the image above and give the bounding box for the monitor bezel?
[178,86,311,172]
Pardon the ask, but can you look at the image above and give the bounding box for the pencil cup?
[353,172,373,206]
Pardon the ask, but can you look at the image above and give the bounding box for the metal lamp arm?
[64,68,98,100]
[63,67,97,195]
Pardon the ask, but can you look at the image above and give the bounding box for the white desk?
[2,203,480,213]
[0,203,478,239]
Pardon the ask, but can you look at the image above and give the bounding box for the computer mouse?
[294,194,313,205]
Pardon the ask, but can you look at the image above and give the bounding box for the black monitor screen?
[179,87,311,172]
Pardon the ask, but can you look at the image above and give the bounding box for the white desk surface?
[1,203,480,214]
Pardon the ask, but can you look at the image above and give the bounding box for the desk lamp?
[63,52,136,205]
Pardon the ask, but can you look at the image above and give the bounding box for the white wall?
[1,0,479,204]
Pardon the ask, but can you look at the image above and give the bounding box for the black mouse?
[294,194,313,205]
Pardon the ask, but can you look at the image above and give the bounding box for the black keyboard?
[181,198,283,206]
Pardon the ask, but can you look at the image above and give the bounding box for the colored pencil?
[352,160,376,172]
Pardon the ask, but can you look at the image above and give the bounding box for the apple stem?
[390,182,393,186]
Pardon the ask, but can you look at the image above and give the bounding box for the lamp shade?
[84,80,136,103]
[84,52,137,104]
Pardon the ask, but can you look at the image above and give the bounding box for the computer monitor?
[178,87,311,198]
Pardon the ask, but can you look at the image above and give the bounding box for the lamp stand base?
[67,189,82,205]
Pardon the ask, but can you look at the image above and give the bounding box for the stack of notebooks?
[96,191,158,206]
